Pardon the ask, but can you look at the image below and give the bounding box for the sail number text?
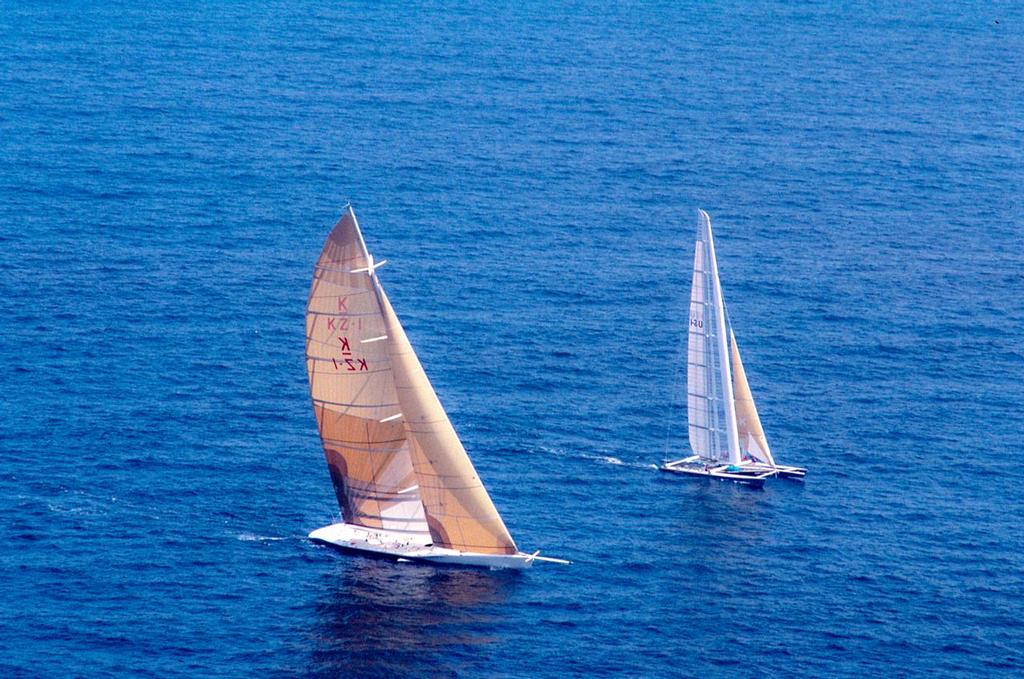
[332,335,369,371]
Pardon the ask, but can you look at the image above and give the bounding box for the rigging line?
[310,270,376,287]
[314,264,376,274]
[662,293,690,462]
[688,422,727,433]
[324,443,409,454]
[342,488,426,502]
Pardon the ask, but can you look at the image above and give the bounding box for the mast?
[700,210,741,465]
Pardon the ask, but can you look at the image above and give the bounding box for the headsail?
[381,291,518,555]
[730,330,776,467]
[686,209,741,465]
[305,208,430,538]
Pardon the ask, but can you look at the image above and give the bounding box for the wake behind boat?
[305,206,568,569]
[660,209,807,487]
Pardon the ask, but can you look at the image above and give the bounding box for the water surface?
[2,2,1022,676]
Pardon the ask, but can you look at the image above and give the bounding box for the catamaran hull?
[739,463,808,480]
[660,464,767,489]
[772,465,807,479]
[308,523,536,570]
[660,456,773,488]
[661,453,808,485]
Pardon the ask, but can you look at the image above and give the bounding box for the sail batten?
[312,399,401,409]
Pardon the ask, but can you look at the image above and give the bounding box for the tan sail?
[379,290,518,555]
[729,329,776,467]
[305,209,430,537]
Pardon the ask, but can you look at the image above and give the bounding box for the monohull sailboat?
[306,206,568,569]
[661,210,806,488]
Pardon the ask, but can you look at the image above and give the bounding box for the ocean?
[1,2,1022,677]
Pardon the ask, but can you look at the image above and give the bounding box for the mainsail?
[306,209,430,538]
[730,330,776,467]
[306,206,517,555]
[686,209,741,465]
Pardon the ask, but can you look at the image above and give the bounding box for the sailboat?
[661,209,806,488]
[305,206,569,569]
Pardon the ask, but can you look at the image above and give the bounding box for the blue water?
[2,2,1023,677]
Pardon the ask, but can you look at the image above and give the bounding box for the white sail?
[687,209,740,465]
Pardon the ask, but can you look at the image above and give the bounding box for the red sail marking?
[342,358,370,372]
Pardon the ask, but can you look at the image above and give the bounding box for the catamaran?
[306,206,568,569]
[661,209,806,488]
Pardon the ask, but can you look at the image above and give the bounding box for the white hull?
[309,523,544,570]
